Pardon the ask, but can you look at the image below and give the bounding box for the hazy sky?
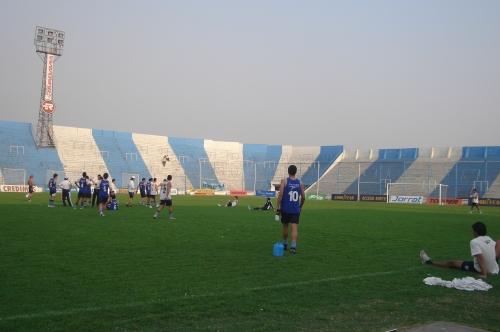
[0,0,499,148]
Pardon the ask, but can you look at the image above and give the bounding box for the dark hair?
[142,177,146,181]
[53,173,58,178]
[103,173,109,179]
[149,178,153,181]
[153,178,157,181]
[167,175,172,180]
[472,222,487,236]
[112,178,116,182]
[288,165,297,176]
[82,172,87,177]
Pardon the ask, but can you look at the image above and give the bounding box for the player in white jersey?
[151,178,159,207]
[126,176,137,207]
[469,188,481,214]
[154,175,175,220]
[420,221,499,279]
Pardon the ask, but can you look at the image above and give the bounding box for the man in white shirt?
[59,177,73,207]
[154,175,175,220]
[420,222,499,278]
[126,176,137,207]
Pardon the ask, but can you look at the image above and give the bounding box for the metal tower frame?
[34,26,65,148]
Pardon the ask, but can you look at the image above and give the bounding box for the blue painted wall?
[343,148,418,195]
[0,121,63,187]
[242,144,282,191]
[301,145,344,187]
[436,146,500,198]
[92,129,151,187]
[168,137,219,189]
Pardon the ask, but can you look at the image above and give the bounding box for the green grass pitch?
[0,193,499,331]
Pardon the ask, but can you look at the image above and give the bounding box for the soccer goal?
[386,182,448,205]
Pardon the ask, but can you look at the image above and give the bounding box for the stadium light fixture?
[34,26,65,56]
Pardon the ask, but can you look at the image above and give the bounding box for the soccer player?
[276,165,305,254]
[98,173,110,217]
[59,177,73,207]
[126,176,136,207]
[75,172,88,209]
[47,173,58,208]
[248,197,275,211]
[420,221,499,279]
[151,178,158,208]
[26,175,35,202]
[91,174,102,207]
[218,196,239,207]
[469,188,481,214]
[154,175,176,220]
[139,177,147,205]
[83,175,92,207]
[146,178,153,208]
[110,178,117,201]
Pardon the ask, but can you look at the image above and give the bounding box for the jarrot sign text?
[389,195,424,204]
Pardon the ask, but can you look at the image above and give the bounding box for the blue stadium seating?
[343,148,418,195]
[437,146,500,198]
[0,121,63,187]
[92,129,151,187]
[242,144,282,191]
[301,146,344,187]
[168,137,219,189]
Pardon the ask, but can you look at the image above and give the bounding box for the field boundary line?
[0,266,422,321]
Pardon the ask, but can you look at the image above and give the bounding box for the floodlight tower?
[34,26,65,147]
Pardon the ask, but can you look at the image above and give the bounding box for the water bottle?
[273,242,284,257]
[274,214,280,222]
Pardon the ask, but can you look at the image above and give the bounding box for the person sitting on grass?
[420,221,499,279]
[218,196,239,208]
[248,197,275,211]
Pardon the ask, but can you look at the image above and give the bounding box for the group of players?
[32,172,176,219]
[27,165,306,254]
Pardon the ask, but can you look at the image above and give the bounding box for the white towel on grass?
[423,276,492,291]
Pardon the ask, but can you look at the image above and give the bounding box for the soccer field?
[0,193,499,331]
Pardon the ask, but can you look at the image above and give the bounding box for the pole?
[454,164,458,198]
[357,162,361,201]
[199,159,202,189]
[316,161,320,196]
[439,184,442,205]
[253,162,257,192]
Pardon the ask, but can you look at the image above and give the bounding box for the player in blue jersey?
[98,173,110,216]
[276,165,305,254]
[47,173,58,208]
[74,172,88,209]
[84,175,92,206]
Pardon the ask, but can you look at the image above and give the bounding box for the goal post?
[386,182,448,205]
[437,184,448,206]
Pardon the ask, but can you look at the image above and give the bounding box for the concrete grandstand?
[1,120,499,199]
